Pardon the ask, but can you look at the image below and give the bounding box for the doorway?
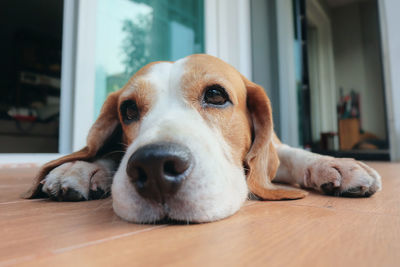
[0,0,64,153]
[300,0,389,160]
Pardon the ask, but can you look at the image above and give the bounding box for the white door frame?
[205,0,252,79]
[276,0,299,147]
[306,0,338,137]
[71,0,98,151]
[59,0,78,154]
[378,0,400,161]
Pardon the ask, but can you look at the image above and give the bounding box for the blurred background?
[0,0,399,161]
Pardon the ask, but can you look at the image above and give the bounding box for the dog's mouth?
[136,203,199,225]
[151,217,198,225]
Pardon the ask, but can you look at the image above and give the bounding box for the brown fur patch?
[242,75,306,200]
[181,55,252,166]
[119,79,156,144]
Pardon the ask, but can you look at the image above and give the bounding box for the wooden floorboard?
[0,162,399,267]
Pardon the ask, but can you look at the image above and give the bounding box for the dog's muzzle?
[126,142,193,204]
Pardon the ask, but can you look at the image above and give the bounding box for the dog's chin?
[112,175,248,224]
[112,175,248,223]
[112,196,244,224]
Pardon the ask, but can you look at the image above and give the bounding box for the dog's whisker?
[91,198,113,212]
[117,142,129,148]
[101,150,126,158]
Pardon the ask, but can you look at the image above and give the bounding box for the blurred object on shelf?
[320,132,338,150]
[20,71,60,90]
[353,132,388,150]
[337,88,360,120]
[337,88,362,150]
[7,107,37,122]
[338,118,360,150]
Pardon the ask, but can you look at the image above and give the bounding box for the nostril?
[164,160,179,176]
[129,167,147,188]
[163,159,189,176]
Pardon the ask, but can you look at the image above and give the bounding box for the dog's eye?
[120,100,139,124]
[203,85,230,106]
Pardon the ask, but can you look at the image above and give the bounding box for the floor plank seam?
[0,199,45,205]
[273,202,400,217]
[0,225,168,266]
[0,255,35,267]
[0,184,31,188]
[52,225,168,254]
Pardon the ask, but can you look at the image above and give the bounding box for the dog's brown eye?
[203,85,230,106]
[120,100,139,124]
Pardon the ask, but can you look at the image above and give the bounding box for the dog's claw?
[320,182,341,196]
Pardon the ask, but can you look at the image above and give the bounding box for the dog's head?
[27,54,284,223]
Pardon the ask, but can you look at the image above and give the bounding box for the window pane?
[94,0,204,116]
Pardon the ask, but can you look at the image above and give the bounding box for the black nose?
[126,142,193,203]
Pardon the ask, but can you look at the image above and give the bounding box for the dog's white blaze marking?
[146,59,188,109]
[146,62,174,93]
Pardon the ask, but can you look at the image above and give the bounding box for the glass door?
[94,0,204,116]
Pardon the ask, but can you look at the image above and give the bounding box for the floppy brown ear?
[243,77,307,200]
[23,91,123,198]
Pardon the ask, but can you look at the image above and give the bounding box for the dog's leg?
[41,159,116,201]
[273,144,382,197]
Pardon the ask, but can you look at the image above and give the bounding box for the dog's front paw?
[304,158,382,197]
[41,159,114,201]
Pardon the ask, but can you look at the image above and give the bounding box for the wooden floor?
[1,162,399,267]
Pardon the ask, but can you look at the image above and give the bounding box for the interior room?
[1,0,399,265]
[0,0,64,153]
[304,0,389,159]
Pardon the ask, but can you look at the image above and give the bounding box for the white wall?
[250,0,281,136]
[276,0,300,147]
[205,0,252,79]
[331,2,386,140]
[306,0,338,143]
[379,0,400,161]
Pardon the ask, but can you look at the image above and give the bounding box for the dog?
[24,54,382,223]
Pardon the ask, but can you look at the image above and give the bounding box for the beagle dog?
[24,54,382,223]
